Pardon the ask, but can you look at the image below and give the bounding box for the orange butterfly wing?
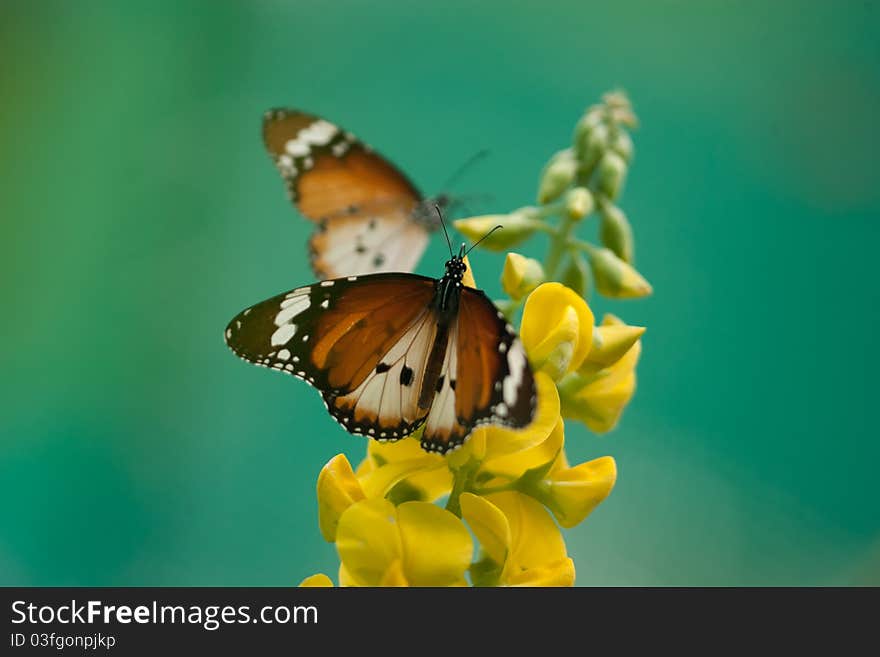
[262,109,433,279]
[418,287,536,454]
[225,273,438,439]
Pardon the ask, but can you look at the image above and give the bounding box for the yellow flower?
[461,491,575,586]
[298,573,334,587]
[336,498,473,587]
[525,454,617,528]
[448,372,561,469]
[356,436,452,503]
[316,454,366,542]
[520,283,594,380]
[501,253,545,301]
[559,314,643,433]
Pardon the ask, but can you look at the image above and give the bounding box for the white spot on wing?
[276,296,310,325]
[271,324,297,346]
[285,140,310,157]
[503,341,527,407]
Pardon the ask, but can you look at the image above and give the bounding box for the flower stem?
[544,212,577,279]
[445,459,479,517]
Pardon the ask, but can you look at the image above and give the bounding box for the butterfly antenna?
[465,225,503,257]
[436,204,454,258]
[441,149,490,191]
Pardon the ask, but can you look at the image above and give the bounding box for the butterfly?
[262,108,453,279]
[224,228,536,454]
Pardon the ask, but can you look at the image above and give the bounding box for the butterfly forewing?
[263,109,434,279]
[225,273,438,437]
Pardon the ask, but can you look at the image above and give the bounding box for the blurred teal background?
[2,0,879,586]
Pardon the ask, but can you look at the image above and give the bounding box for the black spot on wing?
[400,365,414,386]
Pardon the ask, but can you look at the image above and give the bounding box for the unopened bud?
[598,204,634,263]
[610,130,634,162]
[559,251,590,298]
[575,122,609,176]
[587,315,645,368]
[537,149,577,204]
[589,246,652,299]
[501,253,545,300]
[597,151,627,200]
[454,208,541,252]
[601,90,631,110]
[565,187,594,221]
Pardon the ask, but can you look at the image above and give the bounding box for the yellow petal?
[298,573,334,587]
[460,492,511,567]
[379,559,410,587]
[505,558,576,587]
[362,436,453,501]
[563,340,640,433]
[335,498,402,587]
[316,454,366,542]
[546,456,617,528]
[397,502,473,587]
[338,563,357,587]
[480,415,565,482]
[501,253,545,300]
[521,283,594,378]
[462,255,477,288]
[365,435,433,466]
[358,458,449,499]
[405,467,455,502]
[484,491,568,578]
[586,321,645,369]
[481,373,560,458]
[451,373,560,471]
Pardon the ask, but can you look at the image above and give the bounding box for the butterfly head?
[444,251,468,282]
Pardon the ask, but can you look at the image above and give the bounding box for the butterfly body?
[225,256,536,454]
[263,108,450,279]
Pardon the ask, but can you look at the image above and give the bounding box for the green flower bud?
[602,91,638,128]
[611,107,639,129]
[572,108,603,154]
[588,246,652,298]
[537,149,577,204]
[601,90,631,110]
[599,204,634,263]
[610,130,634,163]
[501,253,545,300]
[454,208,541,252]
[575,122,609,177]
[559,251,591,298]
[565,187,594,221]
[597,151,627,200]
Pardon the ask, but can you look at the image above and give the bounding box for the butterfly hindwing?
[263,109,435,279]
[309,209,429,279]
[419,287,537,454]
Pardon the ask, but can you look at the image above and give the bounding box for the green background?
[2,0,878,586]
